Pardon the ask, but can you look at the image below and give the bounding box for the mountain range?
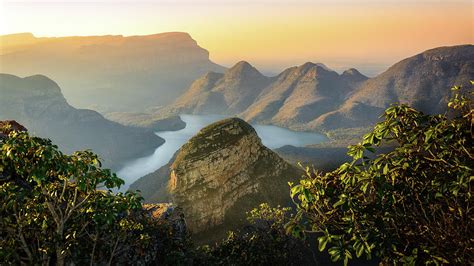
[158,45,473,131]
[0,32,225,112]
[0,73,163,169]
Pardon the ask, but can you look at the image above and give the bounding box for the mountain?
[104,112,186,131]
[242,62,367,129]
[0,32,225,112]
[0,73,163,169]
[161,61,272,115]
[313,45,474,129]
[131,118,300,240]
[159,61,367,131]
[159,45,471,133]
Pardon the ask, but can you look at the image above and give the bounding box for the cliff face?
[167,118,300,234]
[0,32,225,111]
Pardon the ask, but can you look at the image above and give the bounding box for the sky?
[1,0,473,75]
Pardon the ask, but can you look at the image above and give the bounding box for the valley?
[118,114,327,189]
[0,27,472,264]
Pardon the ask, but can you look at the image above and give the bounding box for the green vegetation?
[1,78,473,265]
[195,203,307,265]
[0,128,184,265]
[0,123,301,265]
[287,84,473,265]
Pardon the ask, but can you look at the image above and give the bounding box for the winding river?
[117,114,327,189]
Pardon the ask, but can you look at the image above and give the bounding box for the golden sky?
[1,0,473,75]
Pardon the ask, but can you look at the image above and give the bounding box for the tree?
[287,84,473,265]
[0,128,163,265]
[195,203,309,265]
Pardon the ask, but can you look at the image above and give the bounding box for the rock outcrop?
[167,118,300,235]
[143,203,187,241]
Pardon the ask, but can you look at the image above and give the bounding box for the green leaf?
[318,236,329,251]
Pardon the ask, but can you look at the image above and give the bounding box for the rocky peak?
[299,62,332,71]
[224,61,267,81]
[341,68,369,84]
[290,62,335,80]
[171,118,258,166]
[168,118,299,236]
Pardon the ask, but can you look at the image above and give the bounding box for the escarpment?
[168,118,300,235]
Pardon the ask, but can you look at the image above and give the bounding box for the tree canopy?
[0,128,168,265]
[288,84,473,265]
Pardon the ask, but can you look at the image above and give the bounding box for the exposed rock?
[143,203,187,241]
[167,118,300,235]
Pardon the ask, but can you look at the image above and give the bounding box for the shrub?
[287,84,474,265]
[0,128,185,265]
[195,203,309,265]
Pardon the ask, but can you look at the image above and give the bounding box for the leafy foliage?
[0,129,182,265]
[195,203,309,265]
[287,84,474,265]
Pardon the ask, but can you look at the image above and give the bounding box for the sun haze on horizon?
[1,0,473,75]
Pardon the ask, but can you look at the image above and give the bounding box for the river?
[117,114,327,189]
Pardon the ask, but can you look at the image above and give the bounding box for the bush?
[0,128,187,265]
[195,203,309,265]
[287,84,474,265]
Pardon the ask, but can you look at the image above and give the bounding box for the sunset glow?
[1,0,473,74]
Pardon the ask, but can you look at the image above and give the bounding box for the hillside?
[161,61,273,115]
[242,62,366,129]
[0,73,163,169]
[131,118,301,241]
[157,45,472,134]
[159,61,367,131]
[0,32,225,111]
[104,112,186,131]
[313,45,474,129]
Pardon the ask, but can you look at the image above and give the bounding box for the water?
[117,114,327,189]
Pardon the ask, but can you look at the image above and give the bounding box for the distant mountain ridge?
[161,61,273,115]
[313,45,474,129]
[0,73,163,169]
[158,45,473,131]
[159,60,368,130]
[0,32,225,112]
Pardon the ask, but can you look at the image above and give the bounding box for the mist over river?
[118,114,327,190]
